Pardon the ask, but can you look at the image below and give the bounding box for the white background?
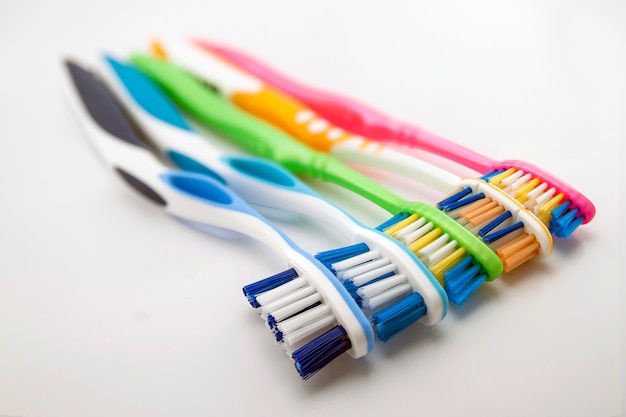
[0,1,623,416]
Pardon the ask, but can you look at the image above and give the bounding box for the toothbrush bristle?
[371,292,426,342]
[315,243,424,341]
[244,268,353,378]
[242,268,298,308]
[292,325,351,380]
[378,211,491,305]
[437,187,540,272]
[442,255,488,305]
[484,167,586,238]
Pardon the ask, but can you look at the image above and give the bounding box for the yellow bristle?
[540,192,565,214]
[430,247,467,283]
[489,167,517,187]
[537,212,552,225]
[385,213,419,236]
[409,228,442,253]
[515,178,541,198]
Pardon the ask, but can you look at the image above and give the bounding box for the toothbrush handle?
[104,56,377,237]
[106,57,400,240]
[66,57,302,257]
[231,86,462,194]
[132,54,408,215]
[158,171,303,255]
[199,40,497,173]
[394,125,495,173]
[198,42,599,225]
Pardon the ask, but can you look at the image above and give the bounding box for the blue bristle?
[437,187,472,208]
[552,207,584,239]
[550,200,571,220]
[446,263,481,295]
[315,243,370,272]
[449,273,487,305]
[371,292,426,342]
[561,215,585,239]
[439,192,486,211]
[267,315,277,329]
[481,168,507,182]
[274,328,283,343]
[242,268,299,308]
[292,326,351,380]
[445,254,475,279]
[376,212,410,231]
[482,220,524,244]
[478,211,512,237]
[443,255,488,305]
[343,280,362,306]
[550,200,584,238]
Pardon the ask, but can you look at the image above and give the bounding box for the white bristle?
[281,310,337,348]
[277,304,332,335]
[267,292,322,323]
[255,277,307,307]
[534,187,557,208]
[332,249,380,272]
[526,182,548,199]
[426,240,458,265]
[500,169,524,186]
[337,258,391,281]
[357,274,407,301]
[402,221,434,245]
[418,234,449,258]
[350,262,397,287]
[504,173,532,192]
[363,283,413,310]
[395,217,426,240]
[261,285,315,317]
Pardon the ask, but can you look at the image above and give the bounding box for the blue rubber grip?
[221,155,322,198]
[105,55,193,131]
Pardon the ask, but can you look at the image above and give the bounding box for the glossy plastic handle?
[106,55,405,220]
[152,43,464,195]
[196,40,496,172]
[198,40,596,225]
[130,54,408,214]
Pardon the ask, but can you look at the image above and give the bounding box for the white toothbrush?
[101,55,449,337]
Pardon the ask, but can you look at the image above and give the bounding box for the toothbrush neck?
[397,123,495,173]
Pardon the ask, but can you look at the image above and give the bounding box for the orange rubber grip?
[232,87,353,153]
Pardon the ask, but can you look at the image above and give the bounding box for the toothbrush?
[102,55,449,340]
[150,38,551,274]
[63,58,374,380]
[129,53,507,306]
[195,39,595,239]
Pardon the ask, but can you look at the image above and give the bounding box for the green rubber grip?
[130,54,503,279]
[131,54,405,212]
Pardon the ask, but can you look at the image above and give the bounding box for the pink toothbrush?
[195,39,595,239]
